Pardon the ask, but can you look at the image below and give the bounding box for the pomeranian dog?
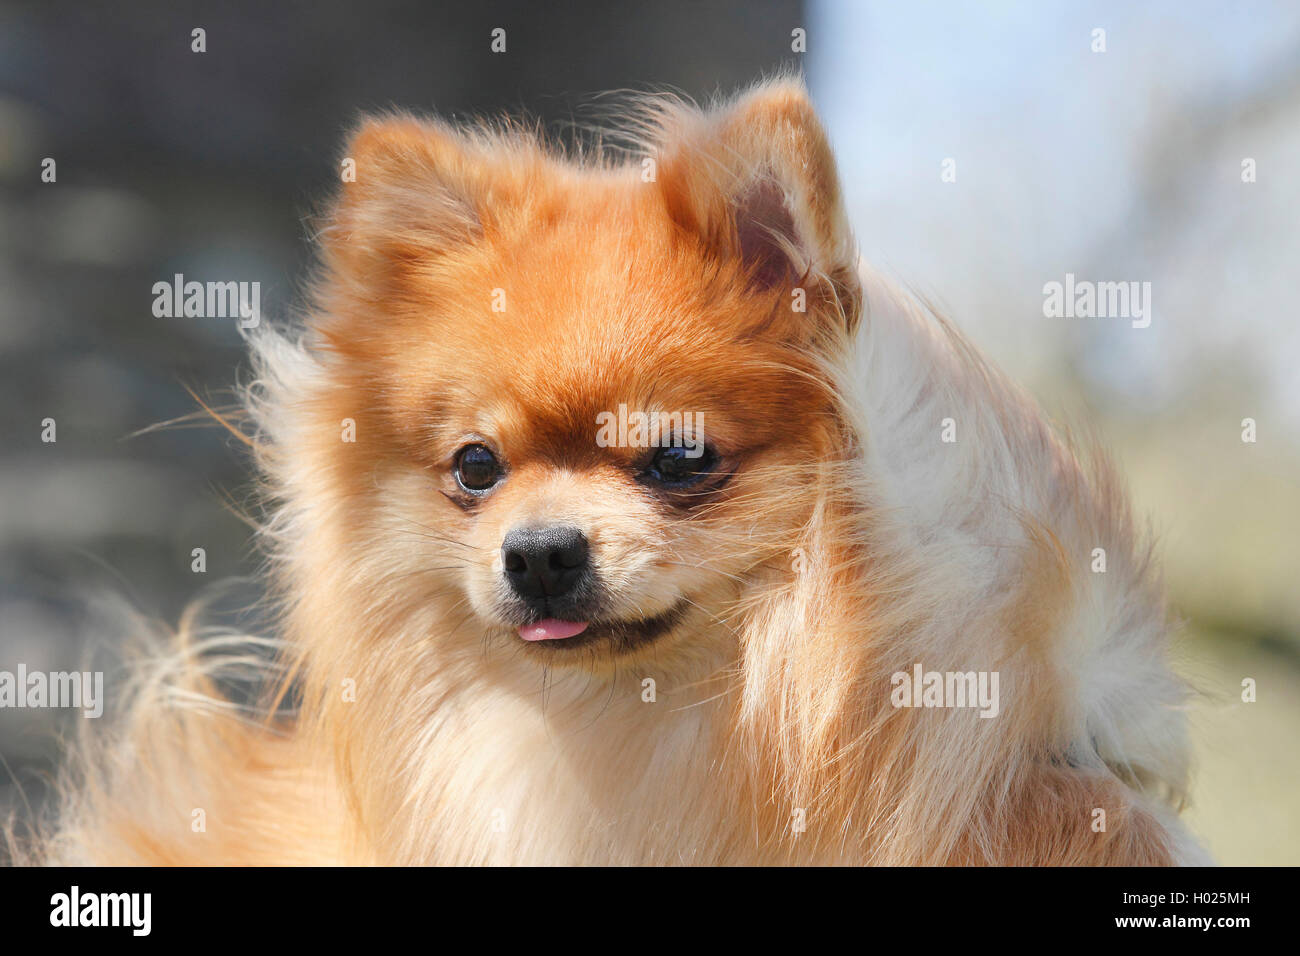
[29,77,1206,865]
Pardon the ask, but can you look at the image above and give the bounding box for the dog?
[30,77,1207,865]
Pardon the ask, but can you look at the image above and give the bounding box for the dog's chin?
[506,598,693,657]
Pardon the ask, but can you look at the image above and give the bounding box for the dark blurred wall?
[0,0,804,829]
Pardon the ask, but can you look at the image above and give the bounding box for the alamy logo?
[595,404,704,456]
[50,886,151,936]
[0,665,103,718]
[151,273,260,328]
[890,664,1000,718]
[1042,272,1151,328]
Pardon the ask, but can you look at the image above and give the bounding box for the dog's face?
[303,84,860,669]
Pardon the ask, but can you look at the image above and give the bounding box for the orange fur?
[24,77,1202,866]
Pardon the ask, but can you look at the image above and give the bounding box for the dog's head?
[284,80,860,670]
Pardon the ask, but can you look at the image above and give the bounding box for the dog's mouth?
[513,599,690,653]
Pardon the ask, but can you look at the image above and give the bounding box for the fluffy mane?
[18,78,1206,866]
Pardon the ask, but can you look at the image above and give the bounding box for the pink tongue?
[518,619,589,642]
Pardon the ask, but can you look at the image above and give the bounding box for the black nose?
[502,526,590,601]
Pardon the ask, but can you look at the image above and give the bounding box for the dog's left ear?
[655,79,861,333]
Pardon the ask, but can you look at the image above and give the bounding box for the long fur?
[20,77,1207,865]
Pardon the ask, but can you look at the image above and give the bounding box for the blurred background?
[1,1,1296,864]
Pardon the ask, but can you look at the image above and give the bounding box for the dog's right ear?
[320,115,484,285]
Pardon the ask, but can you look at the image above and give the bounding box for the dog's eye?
[455,444,503,493]
[644,444,716,487]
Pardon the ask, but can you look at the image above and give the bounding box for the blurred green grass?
[1179,627,1300,865]
[1109,419,1300,865]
